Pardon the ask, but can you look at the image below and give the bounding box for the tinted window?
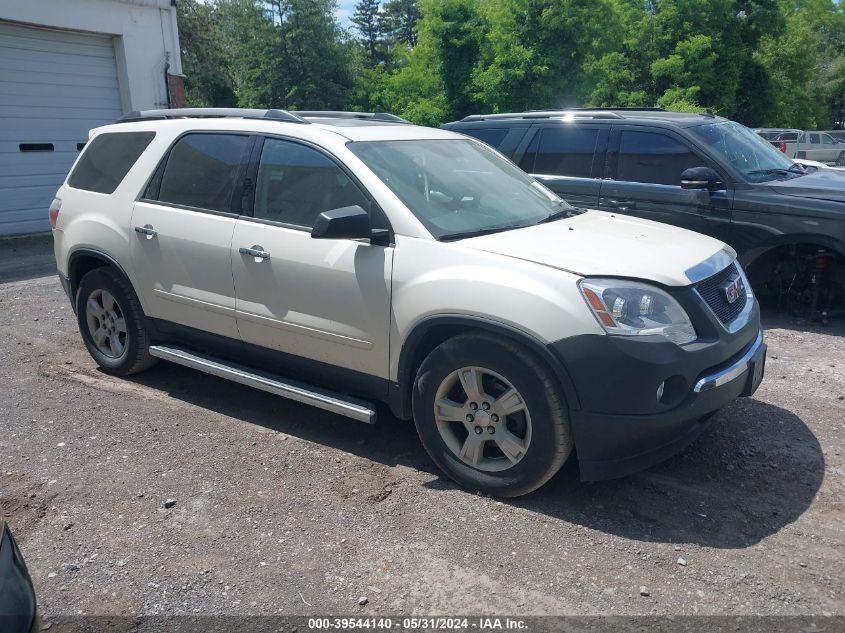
[776,132,798,141]
[810,134,820,144]
[254,138,368,228]
[157,133,250,212]
[461,128,508,149]
[68,132,155,194]
[519,132,540,172]
[616,131,701,186]
[533,127,599,178]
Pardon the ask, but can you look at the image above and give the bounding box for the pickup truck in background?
[760,129,845,166]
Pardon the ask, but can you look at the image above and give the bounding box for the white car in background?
[766,130,845,165]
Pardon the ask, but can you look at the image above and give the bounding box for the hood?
[461,210,733,287]
[767,168,845,203]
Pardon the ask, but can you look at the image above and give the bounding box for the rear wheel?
[796,151,806,159]
[76,268,157,375]
[412,332,572,497]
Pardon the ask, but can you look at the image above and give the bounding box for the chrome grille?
[695,262,748,325]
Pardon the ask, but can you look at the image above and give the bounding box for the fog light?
[656,381,665,403]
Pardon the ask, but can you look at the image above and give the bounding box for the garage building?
[0,0,184,236]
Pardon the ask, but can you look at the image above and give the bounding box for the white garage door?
[0,22,123,235]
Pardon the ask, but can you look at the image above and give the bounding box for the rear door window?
[67,131,155,194]
[809,133,820,144]
[615,130,701,186]
[526,127,601,178]
[459,128,509,149]
[155,133,251,212]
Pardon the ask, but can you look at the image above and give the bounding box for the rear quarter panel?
[53,125,176,311]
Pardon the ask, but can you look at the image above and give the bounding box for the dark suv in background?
[444,108,845,318]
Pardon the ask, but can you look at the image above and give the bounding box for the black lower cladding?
[549,295,764,481]
[0,524,37,633]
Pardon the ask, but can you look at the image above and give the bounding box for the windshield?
[348,139,576,239]
[688,121,799,183]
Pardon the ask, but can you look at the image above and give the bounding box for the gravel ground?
[0,236,843,619]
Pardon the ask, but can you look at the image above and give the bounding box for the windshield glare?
[688,121,797,182]
[348,139,575,239]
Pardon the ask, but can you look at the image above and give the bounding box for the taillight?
[777,141,787,153]
[48,197,61,228]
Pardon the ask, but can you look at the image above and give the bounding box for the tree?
[177,0,237,106]
[382,0,420,46]
[421,0,487,120]
[474,0,624,112]
[352,0,383,65]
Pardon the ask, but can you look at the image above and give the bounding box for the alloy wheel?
[85,289,128,358]
[433,366,532,472]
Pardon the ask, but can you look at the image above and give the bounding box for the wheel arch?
[739,234,845,271]
[67,248,137,307]
[389,314,581,420]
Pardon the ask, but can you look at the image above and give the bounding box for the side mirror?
[311,205,386,242]
[681,166,722,191]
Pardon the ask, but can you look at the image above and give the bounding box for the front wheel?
[412,332,573,497]
[837,151,845,167]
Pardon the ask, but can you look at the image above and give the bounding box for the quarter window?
[253,138,369,228]
[616,131,701,186]
[460,128,508,149]
[532,127,600,178]
[156,133,251,212]
[68,131,155,194]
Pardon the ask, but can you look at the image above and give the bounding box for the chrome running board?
[148,345,376,424]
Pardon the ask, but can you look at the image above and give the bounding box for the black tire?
[75,267,157,376]
[837,151,845,167]
[796,151,806,159]
[412,332,573,497]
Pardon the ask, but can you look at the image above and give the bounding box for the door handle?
[605,199,637,210]
[134,225,157,239]
[239,246,271,260]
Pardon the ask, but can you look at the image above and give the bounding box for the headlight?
[578,278,697,345]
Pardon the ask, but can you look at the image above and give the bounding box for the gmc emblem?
[721,276,745,304]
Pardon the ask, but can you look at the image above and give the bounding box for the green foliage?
[176,0,237,107]
[352,0,383,64]
[180,0,845,129]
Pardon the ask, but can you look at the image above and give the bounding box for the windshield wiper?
[537,205,581,224]
[438,223,530,241]
[747,165,806,178]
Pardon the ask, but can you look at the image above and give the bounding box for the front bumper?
[551,302,765,481]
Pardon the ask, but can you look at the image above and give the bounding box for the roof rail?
[296,111,410,123]
[459,111,620,122]
[528,107,666,112]
[116,108,310,124]
[458,107,668,123]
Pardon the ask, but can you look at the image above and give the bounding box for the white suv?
[51,108,766,497]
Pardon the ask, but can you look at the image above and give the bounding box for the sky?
[335,0,356,28]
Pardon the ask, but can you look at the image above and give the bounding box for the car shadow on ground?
[126,365,823,550]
